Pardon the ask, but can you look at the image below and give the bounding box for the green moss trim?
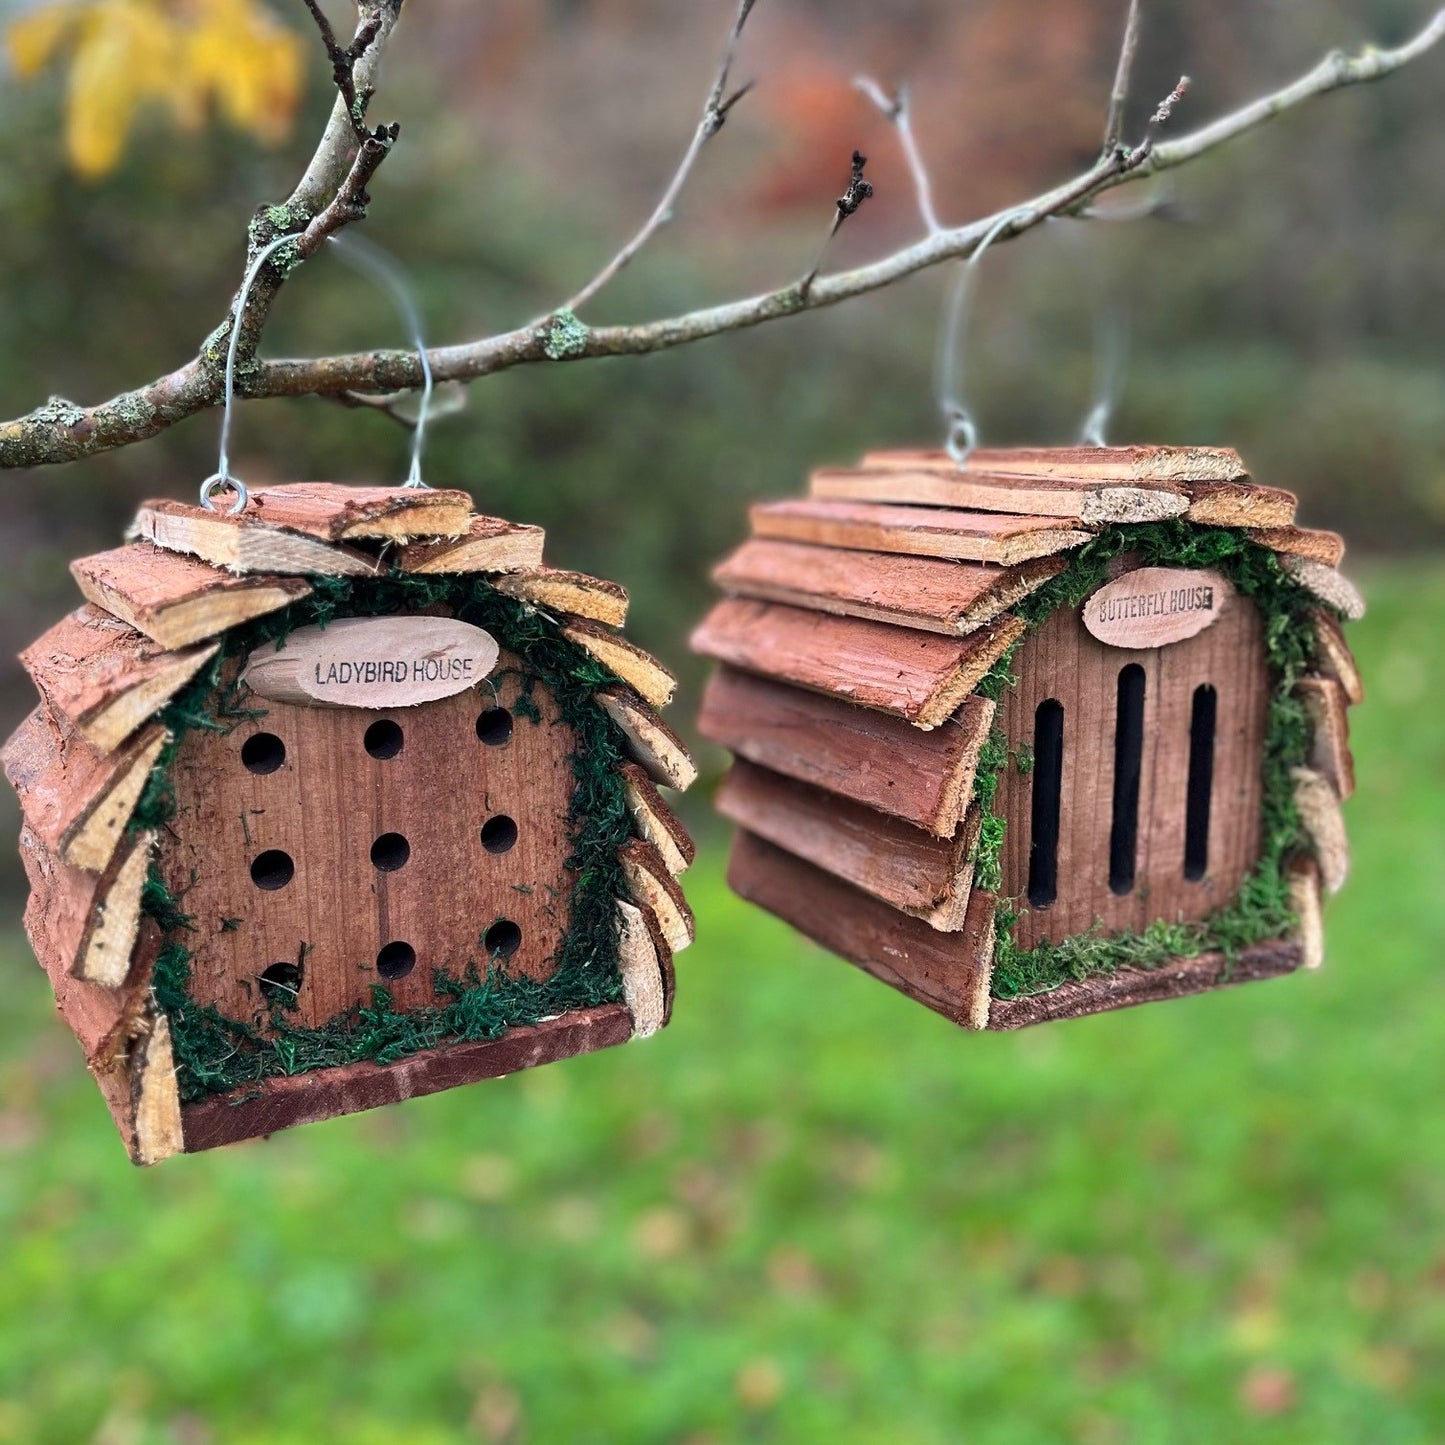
[974,521,1330,1002]
[135,573,641,1104]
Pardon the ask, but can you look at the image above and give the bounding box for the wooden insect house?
[4,484,696,1164]
[694,445,1360,1029]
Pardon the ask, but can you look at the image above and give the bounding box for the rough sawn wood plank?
[692,598,1024,728]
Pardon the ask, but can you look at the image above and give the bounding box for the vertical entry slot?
[1108,664,1147,896]
[1027,699,1064,908]
[1184,683,1217,881]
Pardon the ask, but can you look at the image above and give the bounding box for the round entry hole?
[484,919,522,960]
[364,719,404,760]
[476,708,513,747]
[376,941,416,980]
[250,849,295,891]
[259,962,303,1005]
[241,732,286,774]
[371,832,411,871]
[480,815,519,854]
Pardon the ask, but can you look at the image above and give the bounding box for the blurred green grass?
[1,563,1443,1445]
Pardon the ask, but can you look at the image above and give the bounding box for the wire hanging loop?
[327,233,435,489]
[200,232,304,515]
[933,206,1034,466]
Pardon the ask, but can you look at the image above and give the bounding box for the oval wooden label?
[242,616,500,709]
[1083,566,1233,649]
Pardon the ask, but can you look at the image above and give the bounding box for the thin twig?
[300,0,383,142]
[289,2,403,215]
[855,77,942,234]
[1102,0,1143,154]
[799,150,874,298]
[1147,75,1191,135]
[3,6,1443,469]
[336,389,420,427]
[564,0,760,313]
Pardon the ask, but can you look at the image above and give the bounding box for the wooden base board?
[729,827,1305,1032]
[178,1004,636,1153]
[987,941,1304,1029]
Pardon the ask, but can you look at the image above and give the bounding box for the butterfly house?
[694,446,1360,1029]
[4,485,696,1164]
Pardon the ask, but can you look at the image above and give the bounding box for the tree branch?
[855,78,943,234]
[1102,0,1143,154]
[300,0,383,143]
[3,5,1442,470]
[563,0,760,314]
[289,1,401,215]
[798,150,874,298]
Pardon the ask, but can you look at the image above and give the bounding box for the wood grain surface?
[619,839,696,952]
[716,759,977,925]
[132,500,380,577]
[1311,610,1364,706]
[997,580,1270,948]
[727,829,996,1028]
[491,566,628,626]
[19,819,153,985]
[562,619,676,708]
[1285,558,1366,620]
[618,761,695,876]
[698,666,994,836]
[751,497,1089,565]
[1298,675,1355,799]
[130,1015,184,1165]
[617,898,666,1038]
[692,598,1025,728]
[1291,765,1349,893]
[398,515,546,574]
[860,447,1297,527]
[1287,854,1324,971]
[921,444,1249,484]
[811,465,1188,524]
[596,687,697,791]
[70,542,310,649]
[179,1005,635,1152]
[244,483,473,540]
[1246,526,1346,567]
[2,706,166,873]
[712,537,1063,636]
[162,649,580,1030]
[21,605,218,752]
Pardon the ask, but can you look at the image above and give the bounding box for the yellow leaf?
[10,0,306,175]
[183,0,304,145]
[6,3,82,78]
[64,0,175,178]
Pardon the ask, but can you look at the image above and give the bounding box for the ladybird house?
[4,484,696,1164]
[693,446,1360,1029]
